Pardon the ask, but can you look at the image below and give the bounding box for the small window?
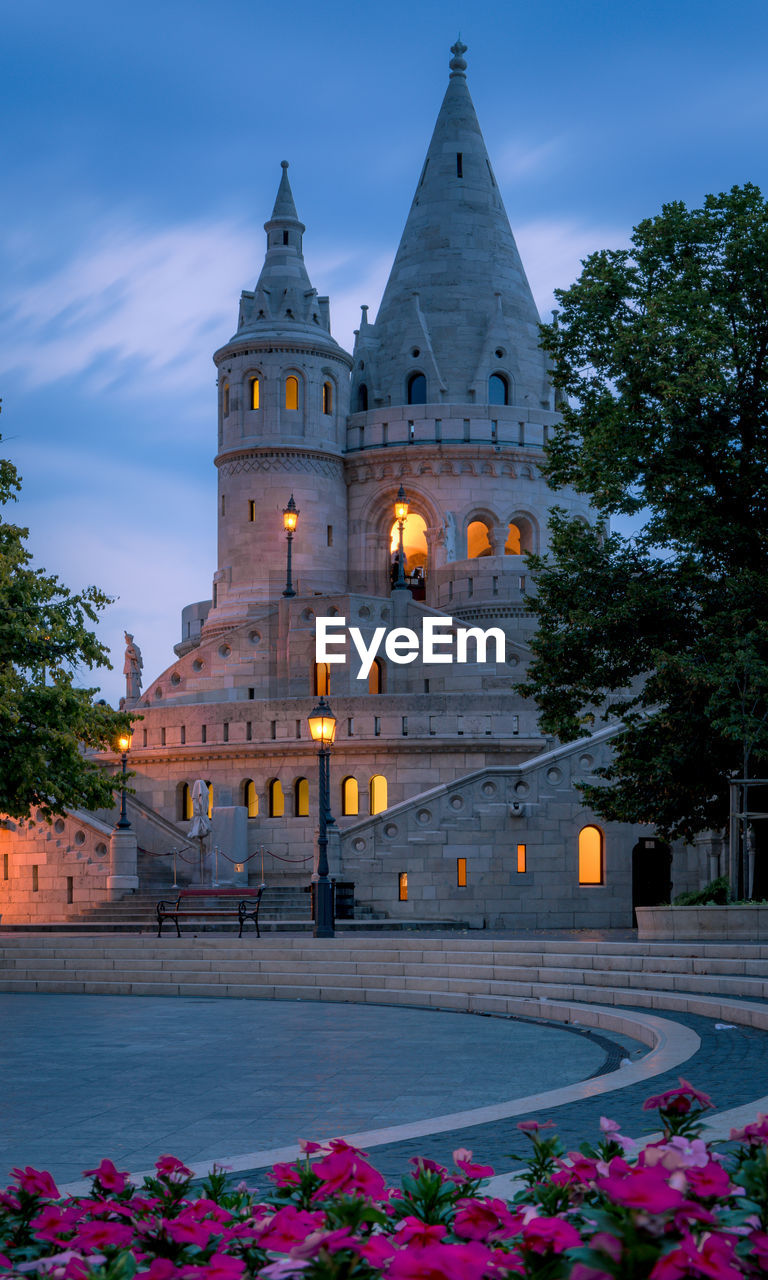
[456,152,463,178]
[269,779,285,818]
[322,381,333,414]
[3,853,8,880]
[327,525,333,547]
[250,377,260,410]
[32,865,38,892]
[248,687,255,699]
[201,724,207,744]
[370,774,387,815]
[283,230,289,245]
[374,716,381,737]
[223,722,229,743]
[285,376,299,411]
[517,843,527,874]
[368,657,384,695]
[222,383,230,416]
[407,372,426,405]
[206,782,213,819]
[249,500,256,522]
[243,780,258,818]
[357,384,368,412]
[221,494,226,517]
[66,876,73,904]
[342,776,359,816]
[294,777,309,817]
[457,857,467,887]
[314,662,330,697]
[489,373,509,405]
[579,825,604,885]
[398,872,408,901]
[246,721,252,741]
[160,727,166,746]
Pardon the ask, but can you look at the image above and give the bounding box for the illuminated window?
[248,500,256,522]
[489,373,509,405]
[243,780,258,818]
[294,777,309,817]
[357,384,368,412]
[206,782,213,820]
[505,516,536,555]
[370,774,387,815]
[579,825,604,885]
[313,662,330,697]
[285,376,299,410]
[505,523,521,555]
[467,520,493,558]
[180,782,193,822]
[517,843,527,873]
[322,382,333,414]
[250,377,260,410]
[222,383,229,416]
[368,657,384,695]
[457,857,467,887]
[407,372,426,405]
[388,512,428,578]
[398,872,408,901]
[269,779,285,818]
[341,776,359,816]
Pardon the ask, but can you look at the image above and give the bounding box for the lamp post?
[393,484,409,590]
[307,697,337,938]
[282,494,299,597]
[115,730,133,830]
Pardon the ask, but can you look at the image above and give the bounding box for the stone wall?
[0,809,115,924]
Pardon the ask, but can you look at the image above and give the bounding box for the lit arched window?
[285,376,299,411]
[357,384,368,412]
[407,373,427,405]
[268,779,285,818]
[341,776,359,816]
[206,781,213,820]
[370,774,387,815]
[579,825,604,885]
[243,780,258,818]
[294,777,309,817]
[505,523,521,555]
[222,383,230,416]
[322,382,333,414]
[368,657,384,695]
[313,663,330,697]
[180,782,193,822]
[250,377,260,410]
[489,373,509,405]
[467,520,493,558]
[505,516,536,555]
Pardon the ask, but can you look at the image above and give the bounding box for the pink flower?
[517,1119,555,1133]
[141,1261,177,1280]
[83,1158,131,1194]
[386,1240,494,1280]
[454,1196,520,1242]
[154,1154,193,1181]
[266,1161,302,1187]
[643,1079,713,1115]
[72,1219,134,1252]
[298,1139,327,1154]
[311,1139,387,1201]
[257,1262,310,1279]
[649,1231,742,1279]
[599,1116,637,1153]
[452,1149,494,1179]
[521,1216,582,1255]
[555,1153,600,1185]
[164,1215,217,1249]
[730,1114,768,1146]
[596,1164,685,1215]
[395,1219,448,1247]
[255,1206,325,1252]
[358,1234,397,1266]
[11,1166,60,1200]
[291,1226,361,1259]
[409,1156,447,1176]
[31,1204,79,1245]
[181,1253,246,1280]
[685,1161,733,1200]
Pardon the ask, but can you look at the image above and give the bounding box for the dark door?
[632,838,672,924]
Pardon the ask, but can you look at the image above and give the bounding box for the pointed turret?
[352,42,550,410]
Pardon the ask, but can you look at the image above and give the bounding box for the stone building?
[0,42,706,928]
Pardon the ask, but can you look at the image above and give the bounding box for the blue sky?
[2,0,768,705]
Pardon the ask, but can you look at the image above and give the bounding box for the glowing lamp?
[282,494,299,534]
[307,697,337,746]
[116,730,133,754]
[394,484,409,522]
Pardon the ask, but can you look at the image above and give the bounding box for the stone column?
[107,829,139,899]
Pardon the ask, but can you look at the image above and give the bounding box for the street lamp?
[393,484,409,590]
[282,494,300,597]
[307,697,337,938]
[114,729,133,830]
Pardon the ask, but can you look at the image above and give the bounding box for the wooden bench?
[156,885,265,938]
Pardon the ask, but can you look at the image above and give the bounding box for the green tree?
[0,444,133,821]
[520,184,768,843]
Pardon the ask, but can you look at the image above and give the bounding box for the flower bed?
[2,1082,768,1278]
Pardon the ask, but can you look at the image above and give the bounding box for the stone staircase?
[1,936,767,1036]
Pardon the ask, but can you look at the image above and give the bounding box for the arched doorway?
[632,838,672,924]
[389,512,428,598]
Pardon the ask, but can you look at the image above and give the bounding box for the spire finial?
[281,160,289,170]
[449,38,467,76]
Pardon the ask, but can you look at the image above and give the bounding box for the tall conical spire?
[270,159,301,222]
[356,42,550,409]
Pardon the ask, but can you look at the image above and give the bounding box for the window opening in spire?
[322,382,333,414]
[222,383,229,416]
[407,372,426,405]
[283,231,289,245]
[456,153,463,177]
[357,384,368,412]
[489,373,509,405]
[285,376,299,410]
[250,377,260,410]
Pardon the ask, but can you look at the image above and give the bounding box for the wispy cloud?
[514,217,630,316]
[493,136,565,182]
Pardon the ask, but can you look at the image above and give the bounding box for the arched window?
[578,825,604,885]
[489,373,509,405]
[370,774,387,815]
[285,376,299,411]
[322,382,333,414]
[313,662,330,697]
[242,780,258,819]
[505,517,536,555]
[357,384,368,412]
[250,377,260,410]
[505,523,521,555]
[222,383,230,416]
[341,777,359,816]
[407,373,427,405]
[268,779,285,818]
[388,513,428,582]
[294,777,309,817]
[368,657,385,695]
[180,782,193,822]
[206,781,213,820]
[467,520,493,558]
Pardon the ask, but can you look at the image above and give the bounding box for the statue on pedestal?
[123,633,143,705]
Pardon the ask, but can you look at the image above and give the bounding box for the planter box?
[636,904,768,941]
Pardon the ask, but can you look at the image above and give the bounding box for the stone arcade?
[0,43,712,928]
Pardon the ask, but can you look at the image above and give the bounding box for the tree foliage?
[520,185,768,841]
[0,444,133,821]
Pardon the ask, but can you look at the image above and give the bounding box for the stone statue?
[440,511,457,561]
[123,633,143,703]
